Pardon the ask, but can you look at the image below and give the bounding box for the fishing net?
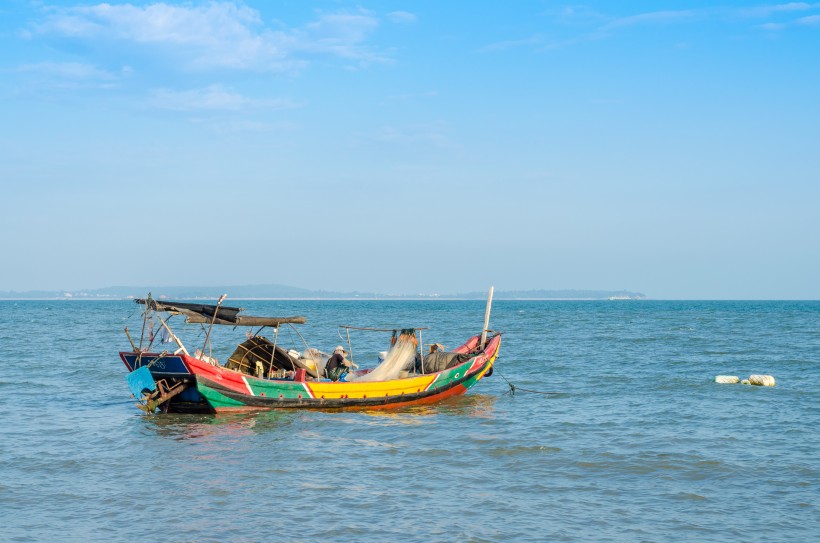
[351,329,418,382]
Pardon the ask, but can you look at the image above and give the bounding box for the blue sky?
[1,1,818,298]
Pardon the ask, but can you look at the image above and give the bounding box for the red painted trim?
[119,352,131,370]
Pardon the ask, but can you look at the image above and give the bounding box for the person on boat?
[325,346,351,381]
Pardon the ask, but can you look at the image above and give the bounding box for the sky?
[1,1,818,299]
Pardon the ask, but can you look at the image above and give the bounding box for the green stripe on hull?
[430,351,497,392]
[247,379,308,399]
[196,382,248,408]
[427,364,473,390]
[460,372,484,390]
[196,379,309,410]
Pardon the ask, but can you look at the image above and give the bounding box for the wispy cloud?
[749,3,820,30]
[149,85,301,111]
[542,5,607,25]
[19,61,116,79]
[16,61,128,89]
[739,2,819,18]
[29,2,386,71]
[758,22,788,31]
[486,3,820,51]
[479,35,542,52]
[482,8,700,52]
[603,10,696,30]
[387,11,417,24]
[293,9,386,64]
[797,14,820,24]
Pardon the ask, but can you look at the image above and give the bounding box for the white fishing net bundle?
[350,331,418,382]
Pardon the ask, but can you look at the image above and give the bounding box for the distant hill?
[0,284,646,300]
[456,289,646,300]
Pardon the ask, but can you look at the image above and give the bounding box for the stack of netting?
[352,329,418,382]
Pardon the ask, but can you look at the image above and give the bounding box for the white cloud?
[543,5,607,24]
[294,9,386,62]
[757,22,788,30]
[604,10,696,29]
[510,3,820,51]
[149,85,301,111]
[740,3,819,18]
[35,2,263,42]
[480,35,543,52]
[19,61,116,79]
[387,11,417,24]
[16,61,127,88]
[796,14,820,24]
[31,2,386,71]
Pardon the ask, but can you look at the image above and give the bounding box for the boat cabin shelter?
[133,297,317,378]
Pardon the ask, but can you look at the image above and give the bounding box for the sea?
[0,299,817,543]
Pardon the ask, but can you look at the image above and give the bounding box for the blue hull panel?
[121,353,191,375]
[120,352,209,411]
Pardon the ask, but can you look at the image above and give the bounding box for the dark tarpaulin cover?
[136,299,242,321]
[135,298,306,327]
[420,351,472,374]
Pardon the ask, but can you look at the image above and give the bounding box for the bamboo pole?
[267,326,279,379]
[138,293,151,350]
[158,317,188,356]
[480,286,494,349]
[124,326,137,351]
[200,294,227,361]
[419,329,424,375]
[346,327,354,366]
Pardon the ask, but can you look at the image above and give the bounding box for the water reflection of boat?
[120,290,501,414]
[139,394,498,440]
[140,410,298,440]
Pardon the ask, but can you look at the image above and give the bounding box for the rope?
[135,350,169,370]
[494,368,562,397]
[287,323,312,352]
[146,351,169,368]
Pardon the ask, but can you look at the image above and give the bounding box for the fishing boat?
[120,290,501,413]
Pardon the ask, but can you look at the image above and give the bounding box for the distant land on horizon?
[0,284,646,300]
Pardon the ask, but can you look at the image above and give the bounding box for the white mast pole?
[200,294,227,360]
[480,286,494,349]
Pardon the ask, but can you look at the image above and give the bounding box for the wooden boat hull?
[122,334,500,413]
[120,352,212,413]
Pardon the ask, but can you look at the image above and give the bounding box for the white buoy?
[748,374,776,387]
[715,375,740,384]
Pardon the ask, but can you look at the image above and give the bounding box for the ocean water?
[0,299,817,542]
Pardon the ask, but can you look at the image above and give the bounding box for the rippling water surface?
[1,300,818,542]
